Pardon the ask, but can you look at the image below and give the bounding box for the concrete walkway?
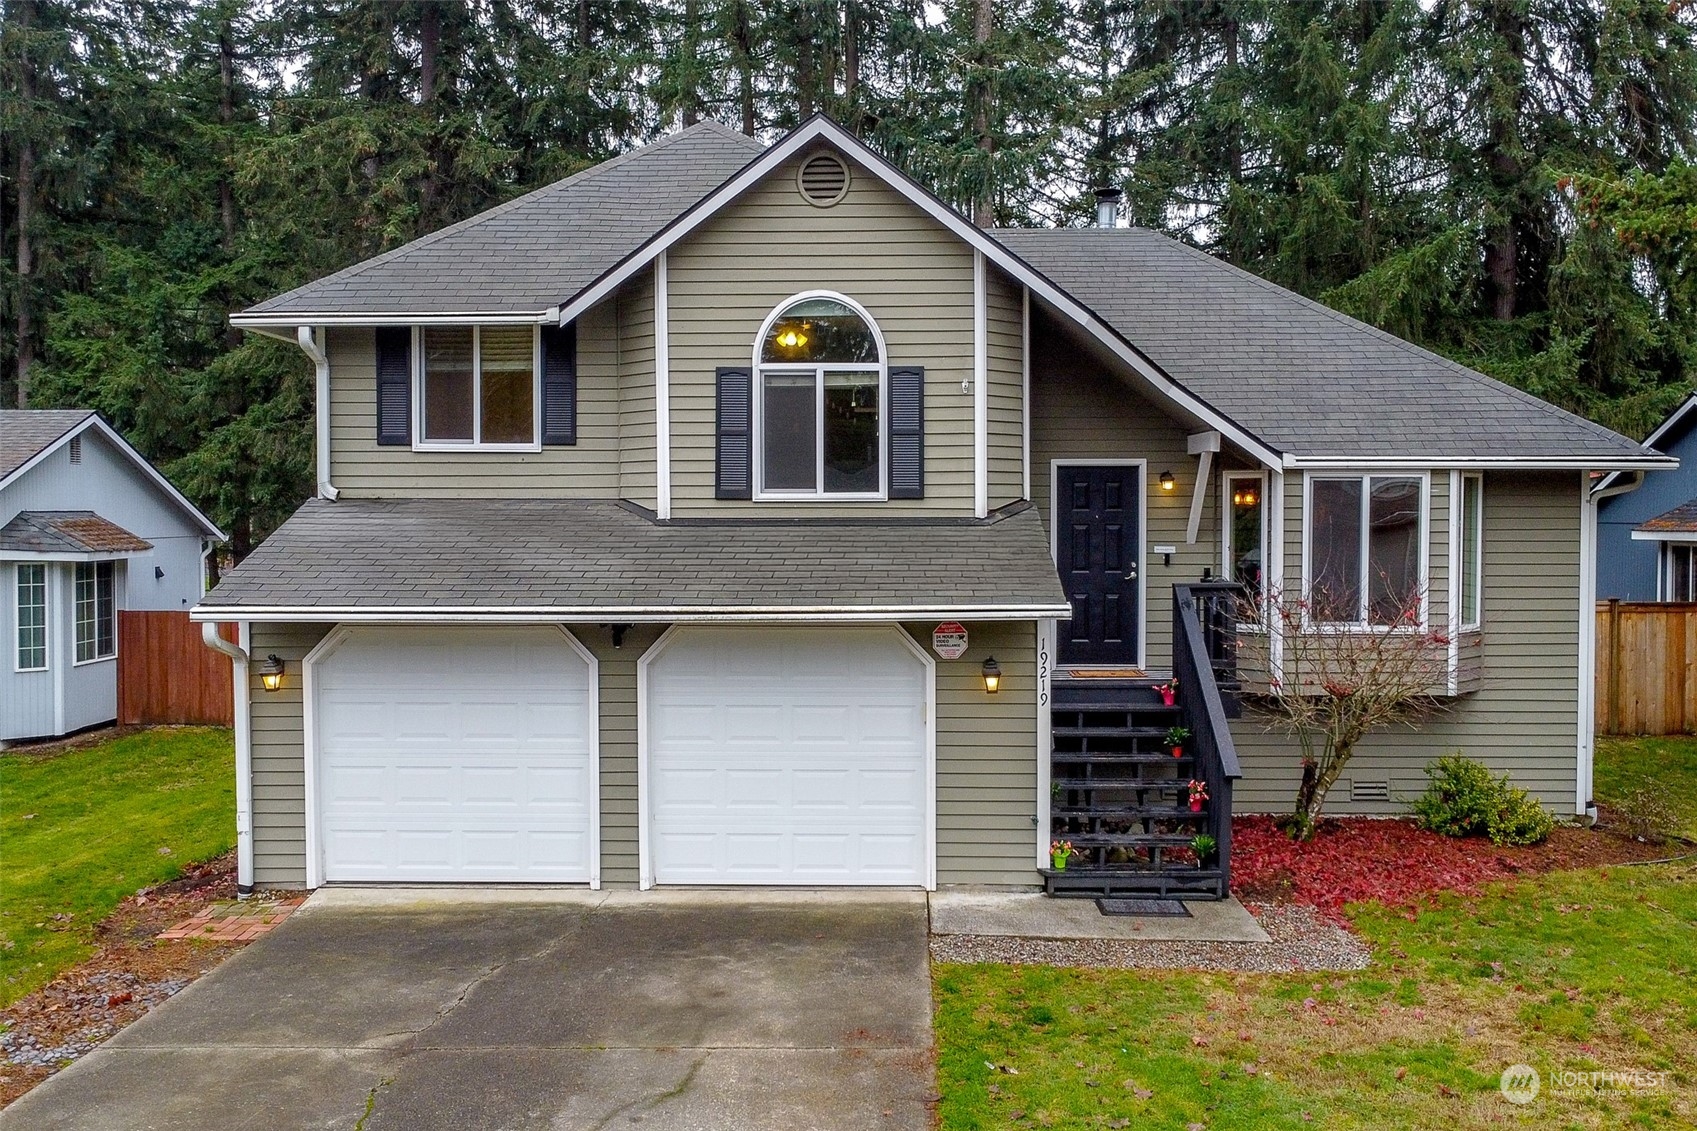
[929,890,1270,942]
[1,891,935,1131]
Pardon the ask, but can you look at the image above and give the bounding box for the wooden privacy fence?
[1597,600,1697,736]
[118,611,235,727]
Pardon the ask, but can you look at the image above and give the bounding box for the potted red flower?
[1165,725,1190,758]
[1157,678,1178,706]
[1049,839,1074,871]
[1187,779,1209,812]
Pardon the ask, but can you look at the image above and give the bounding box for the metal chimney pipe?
[1094,187,1123,229]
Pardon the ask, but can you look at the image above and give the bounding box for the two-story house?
[195,116,1671,897]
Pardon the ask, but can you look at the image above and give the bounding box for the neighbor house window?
[74,561,115,663]
[1668,544,1697,602]
[417,325,538,447]
[15,564,46,671]
[755,293,885,498]
[1460,474,1483,629]
[1306,474,1426,626]
[1223,472,1267,596]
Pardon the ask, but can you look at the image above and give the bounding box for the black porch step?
[1051,725,1179,739]
[1057,832,1201,848]
[1052,803,1205,819]
[1049,777,1193,792]
[1041,866,1226,900]
[1049,750,1193,764]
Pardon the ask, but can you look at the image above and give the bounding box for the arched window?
[755,293,886,498]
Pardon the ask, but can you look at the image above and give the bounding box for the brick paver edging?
[157,899,306,943]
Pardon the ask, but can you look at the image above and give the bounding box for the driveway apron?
[0,893,935,1131]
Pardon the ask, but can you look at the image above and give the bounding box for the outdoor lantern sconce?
[258,654,286,693]
[1159,470,1176,492]
[981,656,1002,694]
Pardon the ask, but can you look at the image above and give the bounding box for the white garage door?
[313,626,596,883]
[646,627,930,886]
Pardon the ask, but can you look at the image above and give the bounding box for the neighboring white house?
[2,410,225,744]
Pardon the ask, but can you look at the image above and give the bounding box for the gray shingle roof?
[993,227,1652,463]
[1,409,95,481]
[198,498,1069,616]
[0,511,152,554]
[241,121,766,319]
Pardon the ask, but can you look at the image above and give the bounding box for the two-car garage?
[306,625,933,888]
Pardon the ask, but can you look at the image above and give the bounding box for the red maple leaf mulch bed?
[0,852,306,1111]
[1229,808,1683,925]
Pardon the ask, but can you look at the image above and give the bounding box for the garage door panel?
[648,628,929,887]
[316,627,595,883]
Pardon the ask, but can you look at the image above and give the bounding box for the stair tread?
[1051,726,1182,738]
[1052,805,1206,818]
[1056,833,1201,847]
[1050,751,1193,763]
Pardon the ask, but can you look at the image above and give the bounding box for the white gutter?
[1575,469,1646,821]
[201,621,254,895]
[191,603,1075,625]
[235,311,550,327]
[1285,455,1677,471]
[296,327,338,501]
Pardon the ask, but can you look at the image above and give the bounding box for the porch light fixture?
[258,654,286,693]
[981,656,1002,694]
[774,326,809,352]
[1159,471,1176,492]
[1232,485,1259,507]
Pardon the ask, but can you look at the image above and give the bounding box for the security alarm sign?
[932,622,969,659]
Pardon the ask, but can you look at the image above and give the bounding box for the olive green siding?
[986,267,1026,508]
[249,621,330,888]
[1030,312,1223,669]
[664,150,977,516]
[577,623,665,887]
[323,311,625,498]
[1230,470,1582,814]
[909,620,1040,885]
[618,268,658,508]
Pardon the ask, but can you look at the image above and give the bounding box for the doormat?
[1096,897,1192,918]
[1066,669,1146,679]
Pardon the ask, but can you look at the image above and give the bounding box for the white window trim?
[1300,470,1432,631]
[72,560,117,666]
[15,563,48,673]
[411,324,543,452]
[1459,473,1484,631]
[752,290,889,502]
[1665,543,1697,602]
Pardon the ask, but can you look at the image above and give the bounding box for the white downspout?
[297,326,337,501]
[202,621,254,894]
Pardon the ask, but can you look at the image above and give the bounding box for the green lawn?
[1595,735,1697,839]
[936,736,1697,1129]
[0,728,235,1007]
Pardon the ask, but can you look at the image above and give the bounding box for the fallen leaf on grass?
[1190,1035,1208,1047]
[1395,1067,1407,1080]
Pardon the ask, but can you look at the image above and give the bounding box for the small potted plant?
[1187,779,1209,812]
[1157,678,1178,706]
[1189,833,1217,866]
[1165,725,1191,758]
[1049,839,1074,871]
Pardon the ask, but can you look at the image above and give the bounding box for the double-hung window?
[755,294,886,498]
[1667,544,1697,602]
[1306,474,1427,626]
[417,325,539,448]
[74,560,115,663]
[15,564,46,671]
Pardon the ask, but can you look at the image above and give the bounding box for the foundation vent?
[1351,780,1391,803]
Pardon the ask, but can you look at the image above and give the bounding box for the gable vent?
[797,153,850,207]
[1351,780,1391,803]
[68,435,82,464]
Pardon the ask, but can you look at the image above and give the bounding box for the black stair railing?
[1173,582,1245,893]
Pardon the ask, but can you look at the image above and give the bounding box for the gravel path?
[929,901,1371,973]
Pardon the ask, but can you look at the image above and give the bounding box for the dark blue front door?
[1057,464,1142,667]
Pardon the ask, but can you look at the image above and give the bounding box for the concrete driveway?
[1,891,935,1131]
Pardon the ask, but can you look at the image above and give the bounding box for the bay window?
[1305,474,1426,626]
[418,325,539,448]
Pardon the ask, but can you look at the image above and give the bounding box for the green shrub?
[1412,754,1552,846]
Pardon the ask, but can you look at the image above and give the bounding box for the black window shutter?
[716,366,753,499]
[540,323,577,445]
[374,327,411,446]
[888,365,925,499]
